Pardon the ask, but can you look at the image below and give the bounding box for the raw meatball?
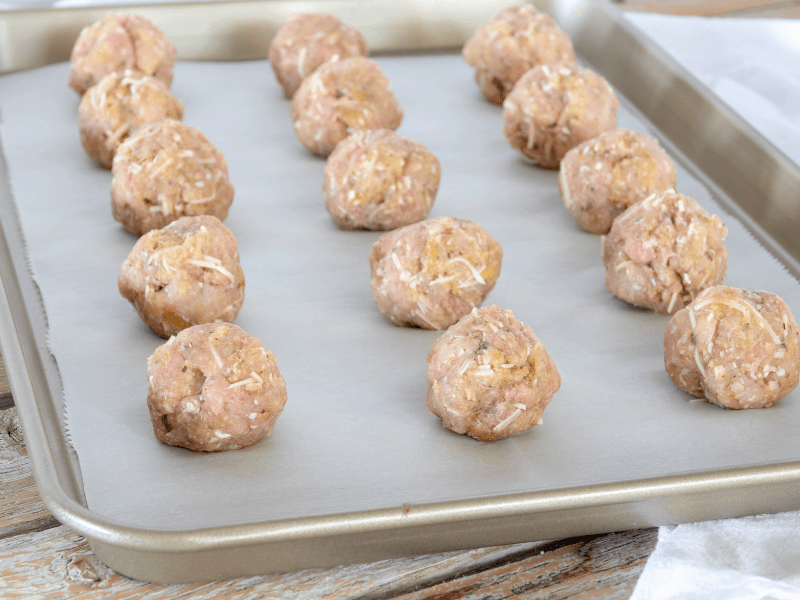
[369,216,503,330]
[664,285,800,409]
[323,129,440,230]
[290,56,403,157]
[269,13,368,99]
[602,190,727,315]
[426,305,560,441]
[69,13,176,96]
[111,119,234,236]
[78,70,184,169]
[462,4,575,105]
[118,216,244,338]
[147,323,287,452]
[559,128,676,234]
[503,62,618,169]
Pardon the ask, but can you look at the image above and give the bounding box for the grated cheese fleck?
[449,257,486,285]
[188,189,218,205]
[413,309,438,329]
[187,259,235,282]
[493,408,522,432]
[694,348,706,379]
[693,296,781,345]
[615,261,634,272]
[227,378,254,389]
[209,344,224,368]
[667,290,679,314]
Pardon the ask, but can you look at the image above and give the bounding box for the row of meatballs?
[69,14,285,452]
[463,4,800,411]
[269,13,562,441]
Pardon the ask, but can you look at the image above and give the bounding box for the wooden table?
[2,1,798,596]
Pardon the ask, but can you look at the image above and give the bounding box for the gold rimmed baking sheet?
[1,0,800,584]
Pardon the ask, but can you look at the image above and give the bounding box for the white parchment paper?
[1,54,799,531]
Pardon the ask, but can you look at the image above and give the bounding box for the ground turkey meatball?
[559,128,676,234]
[290,56,403,157]
[323,129,440,230]
[664,286,800,409]
[79,70,184,169]
[369,216,503,330]
[462,4,575,105]
[503,62,618,169]
[147,323,287,452]
[426,305,560,441]
[69,13,176,96]
[269,13,368,99]
[111,119,234,236]
[603,191,727,315]
[119,216,244,338]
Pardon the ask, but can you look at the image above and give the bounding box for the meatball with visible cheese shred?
[290,56,403,157]
[664,285,800,409]
[559,128,676,234]
[69,13,176,96]
[427,305,561,441]
[147,323,287,452]
[602,190,727,315]
[369,216,503,330]
[462,4,575,105]
[269,13,368,98]
[324,129,440,230]
[111,119,234,236]
[503,62,618,169]
[79,70,184,169]
[119,216,244,338]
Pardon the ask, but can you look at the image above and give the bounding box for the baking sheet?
[2,48,800,535]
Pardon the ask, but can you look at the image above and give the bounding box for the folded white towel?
[632,512,800,599]
[625,13,800,599]
[626,13,800,167]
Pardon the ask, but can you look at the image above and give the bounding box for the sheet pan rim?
[4,0,800,582]
[22,454,800,553]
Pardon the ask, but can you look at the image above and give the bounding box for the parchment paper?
[1,54,799,531]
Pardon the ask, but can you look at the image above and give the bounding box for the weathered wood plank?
[1,406,564,598]
[0,523,659,599]
[0,524,564,599]
[0,408,56,531]
[390,529,658,600]
[614,0,800,16]
[0,354,11,409]
[729,5,800,16]
[0,404,657,598]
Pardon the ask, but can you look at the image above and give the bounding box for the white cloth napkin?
[625,13,800,167]
[632,512,800,599]
[625,13,800,600]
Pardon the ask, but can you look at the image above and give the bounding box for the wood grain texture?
[0,516,554,600]
[730,5,800,16]
[0,355,11,410]
[0,403,656,598]
[390,530,658,600]
[0,408,56,532]
[0,517,657,599]
[614,0,800,16]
